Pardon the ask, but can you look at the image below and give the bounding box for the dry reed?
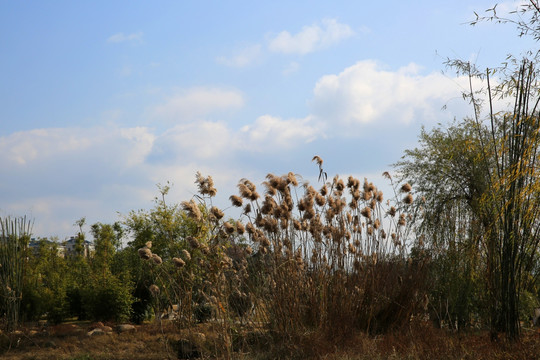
[139,165,428,358]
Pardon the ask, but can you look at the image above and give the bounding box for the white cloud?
[0,60,498,240]
[119,127,156,166]
[0,123,250,239]
[151,88,244,122]
[107,32,143,43]
[216,44,262,67]
[240,115,322,150]
[216,19,356,68]
[0,127,155,168]
[310,60,480,133]
[152,121,234,160]
[1,128,92,166]
[0,126,159,237]
[268,18,354,55]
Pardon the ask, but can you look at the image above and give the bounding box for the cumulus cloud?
[216,44,262,67]
[0,126,159,237]
[310,60,480,133]
[216,19,355,67]
[0,127,154,167]
[151,88,244,122]
[149,114,322,160]
[1,60,495,239]
[240,115,322,150]
[150,121,234,161]
[0,122,255,238]
[107,32,143,43]
[1,128,91,166]
[268,18,354,55]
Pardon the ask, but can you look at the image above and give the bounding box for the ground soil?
[2,320,540,359]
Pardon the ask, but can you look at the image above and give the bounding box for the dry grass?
[0,322,174,360]
[2,321,540,360]
[133,168,431,357]
[320,323,540,360]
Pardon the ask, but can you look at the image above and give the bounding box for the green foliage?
[78,222,134,322]
[123,184,202,260]
[398,58,540,340]
[122,184,208,322]
[73,217,88,258]
[64,238,91,320]
[82,274,133,322]
[519,290,539,323]
[21,238,69,323]
[428,248,484,329]
[17,220,136,323]
[396,120,489,329]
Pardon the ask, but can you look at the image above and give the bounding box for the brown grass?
[2,321,540,360]
[134,169,431,358]
[0,322,176,360]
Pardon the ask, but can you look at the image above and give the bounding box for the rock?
[87,328,105,337]
[28,330,38,336]
[116,324,136,333]
[90,322,112,332]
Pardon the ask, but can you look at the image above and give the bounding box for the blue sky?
[0,1,536,239]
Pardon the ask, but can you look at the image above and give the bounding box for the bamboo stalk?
[0,216,32,331]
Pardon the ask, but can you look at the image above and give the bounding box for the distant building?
[28,238,66,258]
[64,236,95,257]
[27,236,95,258]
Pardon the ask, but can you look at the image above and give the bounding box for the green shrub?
[519,290,539,323]
[82,274,134,322]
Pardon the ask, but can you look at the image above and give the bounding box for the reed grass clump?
[140,163,428,358]
[138,247,152,260]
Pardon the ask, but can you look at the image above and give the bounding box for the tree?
[398,59,540,340]
[22,238,69,323]
[396,1,540,341]
[396,120,489,329]
[79,222,133,322]
[122,184,205,323]
[64,219,91,320]
[90,222,121,276]
[479,61,540,340]
[73,217,87,257]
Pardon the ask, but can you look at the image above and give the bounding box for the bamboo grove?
[397,59,540,341]
[0,216,32,332]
